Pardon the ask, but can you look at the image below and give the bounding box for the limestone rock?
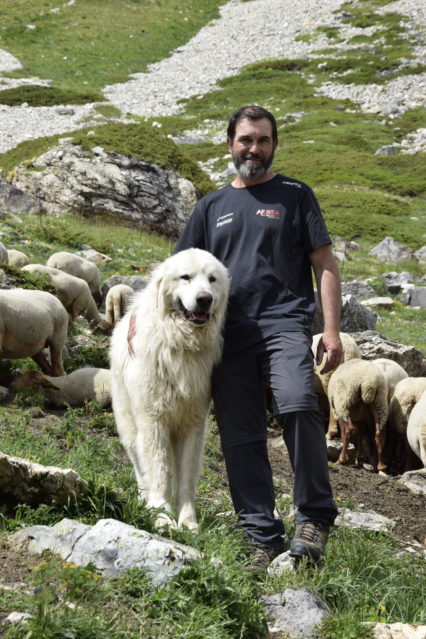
[10,517,202,586]
[261,588,330,638]
[335,508,396,533]
[382,272,422,294]
[363,622,426,639]
[0,452,88,506]
[0,181,42,215]
[353,331,424,376]
[369,237,415,263]
[312,293,377,334]
[398,469,426,497]
[11,144,199,238]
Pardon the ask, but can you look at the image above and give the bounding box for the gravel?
[0,0,425,155]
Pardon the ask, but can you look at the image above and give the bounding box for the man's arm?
[310,244,343,374]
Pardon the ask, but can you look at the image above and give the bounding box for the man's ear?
[226,137,232,152]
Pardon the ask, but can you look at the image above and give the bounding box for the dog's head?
[154,248,230,328]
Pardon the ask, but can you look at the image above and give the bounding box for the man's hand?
[316,331,343,374]
[127,314,136,356]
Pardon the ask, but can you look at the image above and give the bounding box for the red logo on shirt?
[256,209,281,219]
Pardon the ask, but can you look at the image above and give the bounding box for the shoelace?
[297,522,321,544]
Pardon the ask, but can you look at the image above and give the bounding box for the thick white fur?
[110,248,230,530]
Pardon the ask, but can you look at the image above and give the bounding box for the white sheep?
[105,284,134,327]
[7,249,29,267]
[328,358,389,471]
[407,390,426,467]
[46,251,102,302]
[22,264,110,332]
[312,332,361,439]
[371,358,408,403]
[388,377,426,472]
[0,288,68,376]
[0,241,8,264]
[388,377,426,435]
[10,367,112,408]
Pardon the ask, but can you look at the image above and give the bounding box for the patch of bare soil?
[268,434,426,548]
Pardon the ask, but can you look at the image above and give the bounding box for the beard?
[231,148,274,180]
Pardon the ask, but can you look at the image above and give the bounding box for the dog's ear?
[151,263,168,320]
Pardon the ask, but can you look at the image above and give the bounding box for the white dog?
[110,248,230,530]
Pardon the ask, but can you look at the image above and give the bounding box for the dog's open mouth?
[179,302,210,325]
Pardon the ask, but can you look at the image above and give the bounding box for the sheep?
[312,332,361,439]
[7,248,29,267]
[407,390,426,467]
[10,368,112,408]
[22,264,110,333]
[0,288,68,376]
[46,251,102,302]
[105,284,134,327]
[371,358,408,403]
[0,241,8,264]
[388,377,426,435]
[328,358,389,471]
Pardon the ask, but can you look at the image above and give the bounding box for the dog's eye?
[180,274,191,281]
[208,276,216,283]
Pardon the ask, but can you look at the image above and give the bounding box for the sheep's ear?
[41,379,60,391]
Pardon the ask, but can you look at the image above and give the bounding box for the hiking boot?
[289,522,330,563]
[248,543,283,571]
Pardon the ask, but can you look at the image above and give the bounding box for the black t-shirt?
[174,173,331,354]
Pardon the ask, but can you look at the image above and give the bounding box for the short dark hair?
[227,105,278,144]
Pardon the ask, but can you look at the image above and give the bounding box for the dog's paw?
[179,519,199,531]
[154,513,178,532]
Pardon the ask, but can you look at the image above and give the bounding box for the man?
[176,105,342,568]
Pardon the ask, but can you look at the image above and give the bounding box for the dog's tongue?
[191,311,207,321]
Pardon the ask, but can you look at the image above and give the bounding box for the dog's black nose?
[196,293,213,311]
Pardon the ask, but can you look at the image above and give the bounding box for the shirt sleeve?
[300,185,331,254]
[173,201,207,254]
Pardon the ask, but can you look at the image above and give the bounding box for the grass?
[0,0,425,636]
[0,0,226,93]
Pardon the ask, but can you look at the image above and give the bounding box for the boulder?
[414,246,426,264]
[261,588,330,638]
[11,144,199,238]
[382,271,422,294]
[406,286,426,309]
[369,237,415,263]
[0,182,42,215]
[341,278,377,299]
[0,452,88,506]
[10,517,202,586]
[312,293,377,334]
[352,331,425,376]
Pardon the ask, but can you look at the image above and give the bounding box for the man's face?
[228,117,277,180]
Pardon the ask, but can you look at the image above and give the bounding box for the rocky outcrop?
[0,452,88,506]
[369,237,415,263]
[11,144,199,238]
[353,331,425,376]
[10,517,202,586]
[0,182,41,215]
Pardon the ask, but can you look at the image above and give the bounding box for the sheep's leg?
[372,406,386,472]
[48,343,64,376]
[32,350,54,376]
[337,419,351,465]
[174,420,208,530]
[326,410,339,440]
